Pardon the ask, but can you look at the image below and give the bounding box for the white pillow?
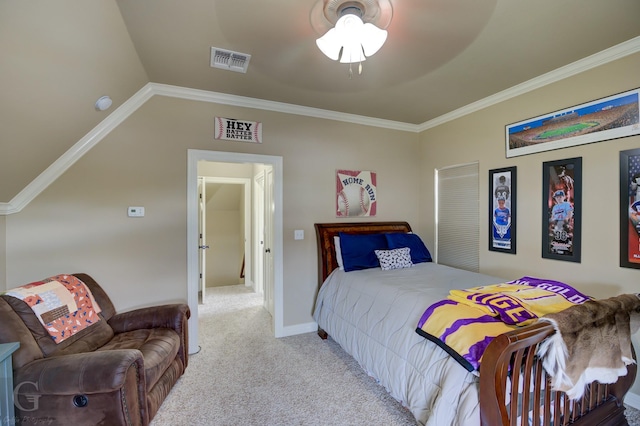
[334,236,344,270]
[374,247,413,271]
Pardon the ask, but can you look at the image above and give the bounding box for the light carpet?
[151,284,640,426]
[151,284,415,425]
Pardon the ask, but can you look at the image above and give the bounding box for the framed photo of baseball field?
[506,87,640,158]
[489,167,516,254]
[542,157,582,263]
[336,170,377,217]
[619,148,640,269]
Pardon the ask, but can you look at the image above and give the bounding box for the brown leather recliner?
[0,273,190,426]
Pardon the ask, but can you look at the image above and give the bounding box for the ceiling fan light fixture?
[315,2,389,66]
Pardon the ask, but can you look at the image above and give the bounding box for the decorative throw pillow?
[374,247,413,271]
[339,232,388,272]
[385,233,432,264]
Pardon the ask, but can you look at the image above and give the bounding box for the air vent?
[210,47,251,73]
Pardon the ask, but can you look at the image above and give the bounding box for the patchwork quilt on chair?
[4,274,102,343]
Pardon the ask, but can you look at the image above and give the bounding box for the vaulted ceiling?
[2,0,639,205]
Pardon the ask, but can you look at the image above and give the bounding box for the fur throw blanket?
[536,293,640,399]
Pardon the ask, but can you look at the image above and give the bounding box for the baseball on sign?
[337,184,370,216]
[336,170,377,217]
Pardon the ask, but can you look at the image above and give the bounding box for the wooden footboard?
[480,321,637,426]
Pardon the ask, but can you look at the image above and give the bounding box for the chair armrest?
[108,303,190,334]
[108,303,190,369]
[15,349,144,395]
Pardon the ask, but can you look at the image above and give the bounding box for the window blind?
[436,162,479,272]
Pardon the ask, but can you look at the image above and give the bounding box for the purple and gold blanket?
[416,277,591,372]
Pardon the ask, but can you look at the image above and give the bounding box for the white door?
[254,172,265,295]
[198,178,208,303]
[263,166,274,315]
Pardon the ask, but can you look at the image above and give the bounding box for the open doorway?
[197,176,252,304]
[187,150,283,354]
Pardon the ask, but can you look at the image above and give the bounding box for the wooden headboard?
[314,221,412,286]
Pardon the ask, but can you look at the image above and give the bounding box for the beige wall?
[205,185,242,287]
[4,95,420,327]
[198,162,254,289]
[419,52,640,394]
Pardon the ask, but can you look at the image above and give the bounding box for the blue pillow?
[385,233,432,264]
[339,232,388,272]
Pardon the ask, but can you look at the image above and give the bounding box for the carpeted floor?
[629,405,640,426]
[151,284,640,426]
[151,284,416,425]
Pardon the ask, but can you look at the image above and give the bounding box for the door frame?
[187,150,284,354]
[198,177,206,303]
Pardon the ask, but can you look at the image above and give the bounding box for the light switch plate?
[294,230,304,240]
[128,206,145,217]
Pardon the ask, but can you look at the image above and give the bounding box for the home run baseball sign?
[214,117,263,143]
[336,170,377,217]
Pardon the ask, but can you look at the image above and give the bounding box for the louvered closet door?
[436,162,479,272]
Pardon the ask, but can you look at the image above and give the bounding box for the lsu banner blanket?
[416,277,591,372]
[4,274,102,343]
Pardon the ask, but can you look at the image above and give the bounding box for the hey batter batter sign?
[214,117,263,143]
[336,170,377,217]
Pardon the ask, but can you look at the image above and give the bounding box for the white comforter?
[313,262,504,426]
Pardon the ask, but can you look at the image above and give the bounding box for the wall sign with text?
[214,117,263,143]
[336,170,377,217]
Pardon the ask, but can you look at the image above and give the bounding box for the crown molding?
[418,36,640,132]
[0,84,155,215]
[150,82,418,132]
[1,36,637,215]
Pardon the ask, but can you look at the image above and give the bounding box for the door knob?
[199,245,210,249]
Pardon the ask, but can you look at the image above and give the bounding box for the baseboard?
[625,391,640,410]
[278,321,318,338]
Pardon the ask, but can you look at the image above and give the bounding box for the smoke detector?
[210,47,251,73]
[95,95,113,111]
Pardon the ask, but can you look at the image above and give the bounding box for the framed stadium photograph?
[506,87,640,158]
[488,167,516,254]
[542,157,582,263]
[619,148,640,269]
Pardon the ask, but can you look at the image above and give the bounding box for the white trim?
[1,36,638,215]
[187,150,284,354]
[149,82,416,132]
[418,36,640,132]
[281,321,318,337]
[626,390,640,410]
[0,84,154,215]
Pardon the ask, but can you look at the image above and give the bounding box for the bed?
[313,221,637,426]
